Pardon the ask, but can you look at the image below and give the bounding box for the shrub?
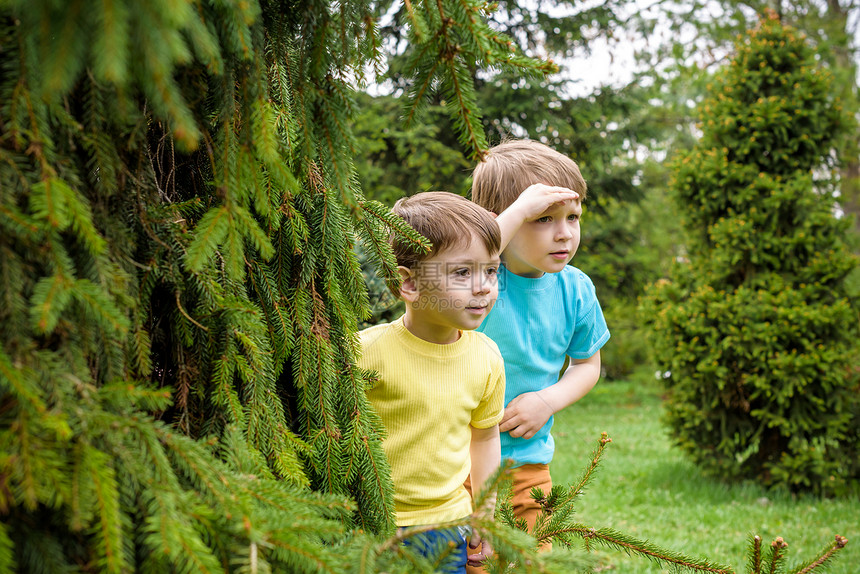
[642,13,860,495]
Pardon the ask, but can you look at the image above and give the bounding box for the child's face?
[404,237,501,343]
[504,199,582,277]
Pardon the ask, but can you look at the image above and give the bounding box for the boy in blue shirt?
[469,139,610,548]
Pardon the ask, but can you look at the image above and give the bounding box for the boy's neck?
[402,312,462,345]
[501,260,546,279]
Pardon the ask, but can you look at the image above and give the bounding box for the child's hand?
[467,530,493,566]
[493,183,579,251]
[499,391,554,439]
[505,183,579,221]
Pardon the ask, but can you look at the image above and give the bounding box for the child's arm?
[469,424,501,512]
[499,351,601,440]
[467,424,501,565]
[494,183,579,250]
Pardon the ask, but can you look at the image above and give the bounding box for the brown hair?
[391,192,500,272]
[471,139,588,214]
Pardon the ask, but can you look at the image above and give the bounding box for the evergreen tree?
[627,0,860,237]
[643,13,860,495]
[0,0,550,570]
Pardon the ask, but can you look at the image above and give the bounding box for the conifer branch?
[29,272,73,335]
[443,55,486,158]
[569,526,735,573]
[0,203,39,236]
[765,537,788,574]
[402,0,427,41]
[565,431,611,507]
[185,206,231,272]
[0,349,45,414]
[0,521,14,572]
[175,290,209,331]
[71,279,130,334]
[88,448,125,573]
[791,535,849,574]
[349,427,396,532]
[748,535,763,574]
[403,55,443,127]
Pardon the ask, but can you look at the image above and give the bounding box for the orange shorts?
[464,463,553,574]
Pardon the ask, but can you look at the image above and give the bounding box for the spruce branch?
[360,200,431,255]
[175,290,209,331]
[564,431,611,509]
[87,447,126,574]
[97,382,172,413]
[506,434,731,572]
[0,521,14,573]
[571,525,735,574]
[185,206,231,273]
[403,49,444,127]
[0,348,45,414]
[29,272,73,335]
[514,434,849,574]
[402,0,430,42]
[348,428,397,533]
[71,279,131,335]
[442,54,487,159]
[0,203,39,237]
[748,535,763,574]
[790,535,849,574]
[765,537,788,574]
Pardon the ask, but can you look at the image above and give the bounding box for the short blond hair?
[391,192,500,272]
[472,139,588,214]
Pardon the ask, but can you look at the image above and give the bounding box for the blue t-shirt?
[477,264,610,466]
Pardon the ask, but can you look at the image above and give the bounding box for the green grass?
[549,376,859,573]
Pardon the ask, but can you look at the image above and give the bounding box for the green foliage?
[354,241,404,329]
[554,379,857,573]
[351,92,474,205]
[1,0,400,568]
[488,433,849,573]
[642,14,860,495]
[3,0,623,571]
[627,0,860,236]
[2,1,851,573]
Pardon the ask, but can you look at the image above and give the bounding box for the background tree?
[626,0,860,237]
[642,13,860,495]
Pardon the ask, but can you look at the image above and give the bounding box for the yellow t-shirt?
[358,316,505,526]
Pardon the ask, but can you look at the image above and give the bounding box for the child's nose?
[555,222,573,240]
[473,275,491,294]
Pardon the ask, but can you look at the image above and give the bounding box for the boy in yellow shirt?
[358,192,505,572]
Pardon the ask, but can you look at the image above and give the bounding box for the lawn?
[549,376,859,573]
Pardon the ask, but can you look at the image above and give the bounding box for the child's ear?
[397,266,419,303]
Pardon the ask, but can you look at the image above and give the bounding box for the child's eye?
[568,214,579,222]
[536,216,552,223]
[452,268,470,278]
[485,266,498,276]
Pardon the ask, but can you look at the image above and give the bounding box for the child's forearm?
[537,351,601,413]
[494,184,580,250]
[495,204,531,252]
[469,424,501,512]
